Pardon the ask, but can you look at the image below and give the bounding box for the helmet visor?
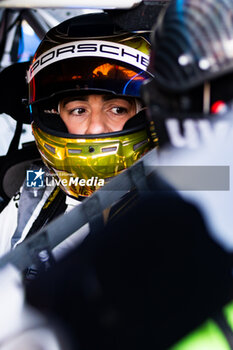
[28,57,151,104]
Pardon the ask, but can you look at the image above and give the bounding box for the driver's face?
[59,94,136,134]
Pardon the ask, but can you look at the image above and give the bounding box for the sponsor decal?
[27,40,149,81]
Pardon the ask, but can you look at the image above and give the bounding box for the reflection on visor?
[28,57,152,104]
[92,63,144,80]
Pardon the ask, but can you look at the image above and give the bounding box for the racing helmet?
[141,0,233,147]
[27,13,153,199]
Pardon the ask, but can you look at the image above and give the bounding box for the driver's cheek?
[106,114,132,132]
[103,112,127,132]
[64,118,87,134]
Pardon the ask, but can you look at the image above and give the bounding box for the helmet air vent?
[101,146,117,153]
[68,149,82,154]
[133,139,147,151]
[44,143,56,154]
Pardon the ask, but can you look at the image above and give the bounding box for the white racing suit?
[0,163,90,261]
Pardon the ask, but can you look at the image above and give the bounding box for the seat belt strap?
[128,161,149,192]
[82,195,105,233]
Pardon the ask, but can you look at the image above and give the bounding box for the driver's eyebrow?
[62,96,89,107]
[62,95,133,107]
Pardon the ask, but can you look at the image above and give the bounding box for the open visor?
[28,56,152,105]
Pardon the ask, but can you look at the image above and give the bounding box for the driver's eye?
[112,107,127,114]
[71,107,86,115]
